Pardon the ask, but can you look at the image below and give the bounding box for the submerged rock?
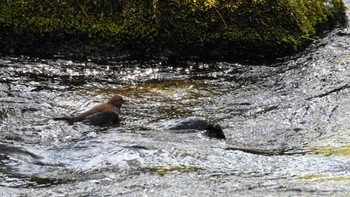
[204,123,226,140]
[165,117,226,139]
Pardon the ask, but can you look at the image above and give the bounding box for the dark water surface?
[1,4,350,197]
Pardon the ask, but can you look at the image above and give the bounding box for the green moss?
[103,80,201,97]
[0,0,347,59]
[146,165,200,176]
[298,173,328,180]
[323,177,350,182]
[310,144,350,157]
[298,174,350,183]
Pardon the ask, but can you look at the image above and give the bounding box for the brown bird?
[54,95,124,126]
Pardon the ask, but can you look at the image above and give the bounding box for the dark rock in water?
[0,144,42,159]
[337,28,350,36]
[167,117,225,139]
[167,118,209,131]
[204,124,226,140]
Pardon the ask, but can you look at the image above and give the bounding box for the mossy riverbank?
[0,0,347,60]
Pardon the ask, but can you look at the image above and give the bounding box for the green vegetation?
[145,165,200,176]
[0,0,347,59]
[298,173,328,180]
[298,173,350,183]
[310,144,350,157]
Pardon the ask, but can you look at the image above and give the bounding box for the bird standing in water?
[54,95,124,126]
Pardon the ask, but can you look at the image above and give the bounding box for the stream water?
[1,2,350,196]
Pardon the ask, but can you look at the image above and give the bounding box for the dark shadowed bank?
[0,0,347,60]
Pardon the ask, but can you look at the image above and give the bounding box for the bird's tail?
[52,117,74,125]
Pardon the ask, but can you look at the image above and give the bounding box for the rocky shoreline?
[0,0,347,60]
